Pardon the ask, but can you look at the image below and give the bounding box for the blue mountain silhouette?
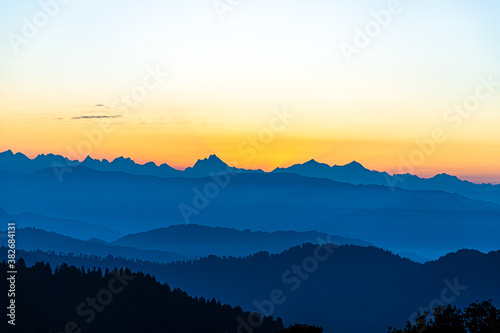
[112,224,372,258]
[2,165,500,259]
[1,227,186,263]
[1,150,498,204]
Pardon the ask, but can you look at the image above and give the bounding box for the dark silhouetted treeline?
[278,323,323,332]
[388,300,500,333]
[0,259,285,333]
[4,245,500,333]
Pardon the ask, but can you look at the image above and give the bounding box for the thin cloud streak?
[71,115,123,120]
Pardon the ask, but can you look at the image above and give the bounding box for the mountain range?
[273,159,500,204]
[0,150,260,179]
[1,150,498,204]
[2,164,499,259]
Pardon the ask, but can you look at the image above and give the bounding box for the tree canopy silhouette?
[278,323,323,332]
[388,300,500,333]
[0,259,285,333]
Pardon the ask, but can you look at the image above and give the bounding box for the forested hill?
[0,260,285,333]
[7,245,500,333]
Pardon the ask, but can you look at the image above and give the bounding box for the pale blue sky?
[1,0,499,182]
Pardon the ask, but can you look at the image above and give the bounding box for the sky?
[1,0,499,183]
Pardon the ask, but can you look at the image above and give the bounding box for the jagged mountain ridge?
[0,150,262,179]
[1,150,498,205]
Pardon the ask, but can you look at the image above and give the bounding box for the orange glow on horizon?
[2,135,500,185]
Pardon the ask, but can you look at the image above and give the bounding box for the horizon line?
[2,149,499,186]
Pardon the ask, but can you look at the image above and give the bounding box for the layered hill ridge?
[0,208,122,241]
[0,225,373,262]
[10,244,500,333]
[1,165,500,259]
[0,227,186,263]
[112,224,372,258]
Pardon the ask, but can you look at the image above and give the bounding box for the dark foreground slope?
[157,245,500,333]
[11,245,500,333]
[0,260,284,333]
